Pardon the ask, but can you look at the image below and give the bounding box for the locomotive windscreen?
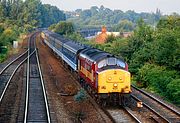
[98,57,126,69]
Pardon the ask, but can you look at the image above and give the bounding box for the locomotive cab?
[96,57,131,94]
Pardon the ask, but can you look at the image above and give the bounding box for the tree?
[53,21,74,35]
[67,6,162,29]
[166,79,180,105]
[40,4,66,27]
[106,34,116,43]
[113,19,134,32]
[0,24,4,34]
[125,19,153,66]
[154,16,180,70]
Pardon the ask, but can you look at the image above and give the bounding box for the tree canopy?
[0,0,66,29]
[66,6,162,30]
[49,21,74,35]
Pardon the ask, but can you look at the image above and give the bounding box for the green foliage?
[113,19,134,32]
[74,89,87,103]
[106,34,116,43]
[40,4,66,27]
[48,24,56,31]
[137,64,175,89]
[0,28,18,47]
[154,16,180,70]
[166,79,180,105]
[0,0,65,31]
[51,21,74,35]
[136,63,179,105]
[0,53,8,62]
[153,29,179,70]
[0,24,4,34]
[65,32,88,42]
[128,16,180,105]
[66,6,162,29]
[157,15,180,30]
[0,0,65,62]
[124,19,154,73]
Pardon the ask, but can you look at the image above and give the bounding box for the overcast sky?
[41,0,180,14]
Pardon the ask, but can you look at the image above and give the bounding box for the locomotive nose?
[98,69,131,94]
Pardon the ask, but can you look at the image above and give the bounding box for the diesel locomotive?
[41,30,131,106]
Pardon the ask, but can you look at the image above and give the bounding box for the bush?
[65,32,88,42]
[0,53,8,63]
[74,89,87,103]
[73,89,87,122]
[136,63,180,105]
[136,63,177,93]
[166,79,180,106]
[53,21,74,35]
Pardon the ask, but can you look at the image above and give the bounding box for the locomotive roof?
[80,48,114,62]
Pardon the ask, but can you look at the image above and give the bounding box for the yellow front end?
[98,69,131,94]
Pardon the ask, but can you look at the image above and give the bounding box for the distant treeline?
[66,5,163,31]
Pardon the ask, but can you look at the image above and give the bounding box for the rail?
[23,33,51,123]
[36,44,51,123]
[123,106,142,123]
[131,95,170,122]
[132,85,180,116]
[0,50,28,75]
[0,50,35,103]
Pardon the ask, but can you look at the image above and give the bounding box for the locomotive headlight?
[113,83,118,87]
[119,77,123,82]
[108,77,112,81]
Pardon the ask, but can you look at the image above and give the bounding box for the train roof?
[43,30,67,43]
[42,30,85,53]
[80,48,114,62]
[64,41,85,53]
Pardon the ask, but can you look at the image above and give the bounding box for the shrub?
[136,63,177,94]
[74,89,87,103]
[166,79,180,106]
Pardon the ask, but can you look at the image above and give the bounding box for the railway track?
[131,85,180,123]
[23,33,51,123]
[106,107,141,123]
[0,50,28,102]
[103,85,180,123]
[0,33,51,122]
[0,36,34,122]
